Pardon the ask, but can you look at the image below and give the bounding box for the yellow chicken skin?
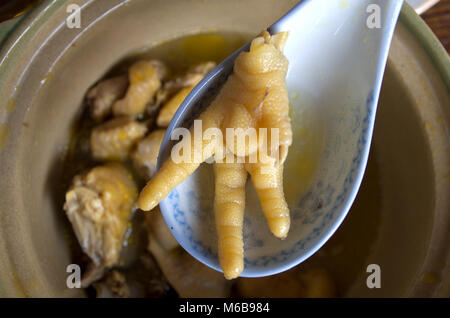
[214,161,247,279]
[156,62,216,127]
[157,87,193,127]
[137,31,292,279]
[90,116,147,161]
[113,60,165,117]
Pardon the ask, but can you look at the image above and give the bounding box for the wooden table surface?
[422,0,450,52]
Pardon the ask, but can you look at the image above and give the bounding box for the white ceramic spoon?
[157,0,404,277]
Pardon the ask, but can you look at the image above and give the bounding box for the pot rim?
[0,0,448,297]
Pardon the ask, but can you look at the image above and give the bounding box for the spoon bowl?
[158,0,404,277]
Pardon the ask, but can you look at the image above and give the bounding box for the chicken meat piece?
[64,163,138,281]
[147,59,169,81]
[113,60,167,117]
[145,209,231,297]
[86,75,129,122]
[156,87,192,127]
[90,116,147,161]
[131,129,166,179]
[151,61,216,115]
[166,61,216,92]
[236,268,336,298]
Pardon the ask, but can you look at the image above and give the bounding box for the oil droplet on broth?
[421,272,441,284]
[0,124,9,151]
[6,98,17,113]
